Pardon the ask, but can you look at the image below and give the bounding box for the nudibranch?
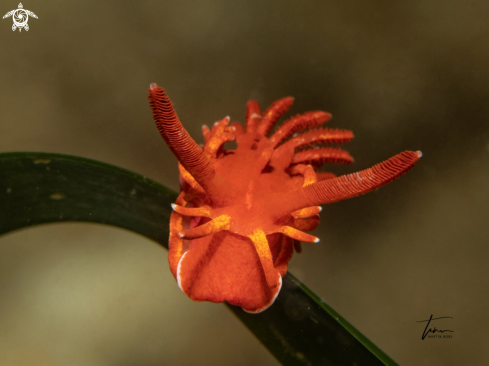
[148,83,421,313]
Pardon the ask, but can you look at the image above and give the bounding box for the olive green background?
[1,1,488,365]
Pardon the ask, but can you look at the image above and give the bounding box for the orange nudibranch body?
[148,84,421,313]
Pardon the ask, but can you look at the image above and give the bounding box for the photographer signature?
[416,314,454,340]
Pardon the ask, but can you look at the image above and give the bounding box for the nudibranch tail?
[148,83,421,313]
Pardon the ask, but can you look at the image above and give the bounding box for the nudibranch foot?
[175,230,283,313]
[148,83,421,313]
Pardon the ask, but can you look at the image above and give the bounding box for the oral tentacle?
[178,214,231,240]
[168,192,188,277]
[291,206,322,219]
[248,229,281,289]
[171,203,213,218]
[278,226,320,243]
[178,163,206,194]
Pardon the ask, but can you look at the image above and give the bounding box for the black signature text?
[416,314,454,340]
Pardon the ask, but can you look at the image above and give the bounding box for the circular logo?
[12,9,28,28]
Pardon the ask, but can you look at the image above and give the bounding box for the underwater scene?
[0,1,488,365]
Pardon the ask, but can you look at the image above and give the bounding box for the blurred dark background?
[1,1,488,365]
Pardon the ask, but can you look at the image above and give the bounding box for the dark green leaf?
[0,152,398,366]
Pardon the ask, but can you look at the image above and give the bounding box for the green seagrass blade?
[0,152,398,366]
